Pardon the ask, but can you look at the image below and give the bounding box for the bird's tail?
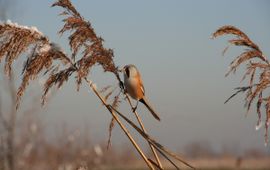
[140,97,160,121]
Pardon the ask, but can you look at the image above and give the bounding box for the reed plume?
[0,0,195,169]
[52,0,121,91]
[213,25,270,145]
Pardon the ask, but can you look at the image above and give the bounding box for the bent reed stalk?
[0,0,195,169]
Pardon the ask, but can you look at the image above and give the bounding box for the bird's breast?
[124,77,143,100]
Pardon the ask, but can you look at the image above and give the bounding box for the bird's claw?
[132,106,137,112]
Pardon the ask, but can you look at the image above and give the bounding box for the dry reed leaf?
[112,94,121,109]
[103,86,118,103]
[107,117,115,150]
[107,94,121,149]
[99,85,112,94]
[265,97,270,145]
[104,90,114,103]
[256,92,263,128]
[224,86,252,104]
[222,45,230,56]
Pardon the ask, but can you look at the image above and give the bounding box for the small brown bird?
[122,64,160,121]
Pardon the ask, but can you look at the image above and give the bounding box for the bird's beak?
[119,66,125,72]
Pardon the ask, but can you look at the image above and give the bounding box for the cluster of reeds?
[0,70,43,170]
[0,0,195,169]
[212,25,270,145]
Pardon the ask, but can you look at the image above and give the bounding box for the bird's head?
[121,64,138,78]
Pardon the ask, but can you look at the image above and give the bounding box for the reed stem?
[85,78,155,170]
[125,94,163,169]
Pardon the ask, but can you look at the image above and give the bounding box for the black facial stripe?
[125,68,130,78]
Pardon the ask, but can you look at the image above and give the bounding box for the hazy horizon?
[1,0,270,155]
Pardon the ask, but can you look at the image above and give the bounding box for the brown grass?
[52,0,120,91]
[0,0,195,169]
[212,25,270,145]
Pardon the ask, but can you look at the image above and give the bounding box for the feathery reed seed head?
[213,25,270,145]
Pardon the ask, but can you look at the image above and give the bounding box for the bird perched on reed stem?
[122,64,160,121]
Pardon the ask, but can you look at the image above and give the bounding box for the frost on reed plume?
[0,0,195,169]
[212,26,270,145]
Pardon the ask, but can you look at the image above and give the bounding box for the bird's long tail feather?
[140,97,160,121]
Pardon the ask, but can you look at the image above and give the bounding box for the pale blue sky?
[1,0,270,153]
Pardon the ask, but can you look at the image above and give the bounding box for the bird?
[122,64,160,121]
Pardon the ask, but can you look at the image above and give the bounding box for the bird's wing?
[138,72,145,95]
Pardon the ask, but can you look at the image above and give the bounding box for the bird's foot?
[132,106,137,112]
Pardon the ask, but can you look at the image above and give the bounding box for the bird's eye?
[125,68,130,78]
